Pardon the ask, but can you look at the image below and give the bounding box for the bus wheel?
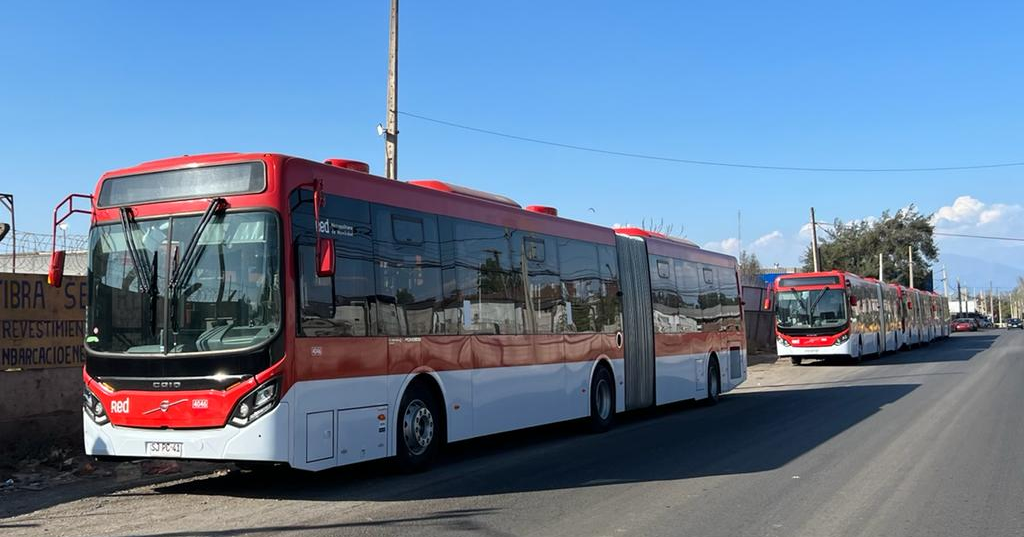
[397,382,443,473]
[588,365,615,433]
[703,360,721,406]
[790,356,802,366]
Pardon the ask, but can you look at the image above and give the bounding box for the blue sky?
[2,1,1023,286]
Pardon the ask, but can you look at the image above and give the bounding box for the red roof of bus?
[91,152,742,261]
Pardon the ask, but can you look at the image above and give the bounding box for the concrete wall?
[1,271,87,462]
[0,367,83,461]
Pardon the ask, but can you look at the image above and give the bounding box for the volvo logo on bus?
[152,381,182,389]
[142,399,188,415]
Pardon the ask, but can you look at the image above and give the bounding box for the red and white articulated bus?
[771,271,884,365]
[48,152,746,471]
[769,271,947,365]
[894,285,947,347]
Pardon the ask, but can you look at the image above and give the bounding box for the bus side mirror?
[763,296,772,310]
[849,295,858,307]
[48,250,66,287]
[316,238,335,278]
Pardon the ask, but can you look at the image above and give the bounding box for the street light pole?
[384,0,399,180]
[0,193,14,273]
[810,207,820,272]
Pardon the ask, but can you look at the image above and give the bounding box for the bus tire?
[588,364,615,433]
[790,356,802,366]
[703,359,721,406]
[396,380,443,473]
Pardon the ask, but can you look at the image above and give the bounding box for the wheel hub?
[403,400,434,456]
[595,378,612,420]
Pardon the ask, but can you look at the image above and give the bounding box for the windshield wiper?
[119,207,159,334]
[808,286,831,325]
[169,198,227,332]
[119,208,153,294]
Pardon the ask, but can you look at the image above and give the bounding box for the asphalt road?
[3,331,1023,537]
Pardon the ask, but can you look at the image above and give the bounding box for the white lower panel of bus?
[284,359,628,471]
[83,402,291,462]
[85,354,745,471]
[655,349,747,406]
[779,339,856,358]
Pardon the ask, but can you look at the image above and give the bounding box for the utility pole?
[957,279,963,316]
[810,207,820,272]
[942,265,949,299]
[908,245,914,289]
[384,0,399,180]
[998,292,1003,324]
[989,282,994,318]
[878,252,884,281]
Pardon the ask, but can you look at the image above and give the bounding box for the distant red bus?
[769,270,946,366]
[51,152,746,471]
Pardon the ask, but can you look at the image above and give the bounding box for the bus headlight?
[833,333,850,346]
[777,336,791,347]
[83,389,109,425]
[230,379,280,427]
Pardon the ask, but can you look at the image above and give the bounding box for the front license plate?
[145,441,183,458]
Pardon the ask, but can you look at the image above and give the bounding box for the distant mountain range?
[933,253,1023,293]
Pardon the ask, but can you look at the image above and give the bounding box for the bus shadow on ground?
[859,332,998,366]
[794,332,998,367]
[152,382,918,504]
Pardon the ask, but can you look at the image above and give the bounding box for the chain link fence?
[0,231,89,275]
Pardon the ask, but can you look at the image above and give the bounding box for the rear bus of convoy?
[50,152,747,471]
[770,271,946,366]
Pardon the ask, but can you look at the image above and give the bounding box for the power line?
[815,221,1024,243]
[400,111,1024,173]
[933,231,1024,242]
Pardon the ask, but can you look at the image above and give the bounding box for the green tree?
[800,205,938,288]
[738,250,764,286]
[739,250,761,276]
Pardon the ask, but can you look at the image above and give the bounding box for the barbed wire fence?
[0,231,89,275]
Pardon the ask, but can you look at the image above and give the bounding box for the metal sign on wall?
[1,273,87,370]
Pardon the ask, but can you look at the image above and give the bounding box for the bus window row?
[648,255,742,335]
[293,193,624,337]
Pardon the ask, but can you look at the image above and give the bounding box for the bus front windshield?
[86,211,281,354]
[775,288,848,330]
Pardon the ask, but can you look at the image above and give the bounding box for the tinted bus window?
[373,205,443,336]
[676,260,702,333]
[292,192,376,337]
[597,245,623,332]
[717,266,741,332]
[443,218,524,335]
[650,255,682,333]
[558,239,601,332]
[699,264,721,331]
[517,232,563,333]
